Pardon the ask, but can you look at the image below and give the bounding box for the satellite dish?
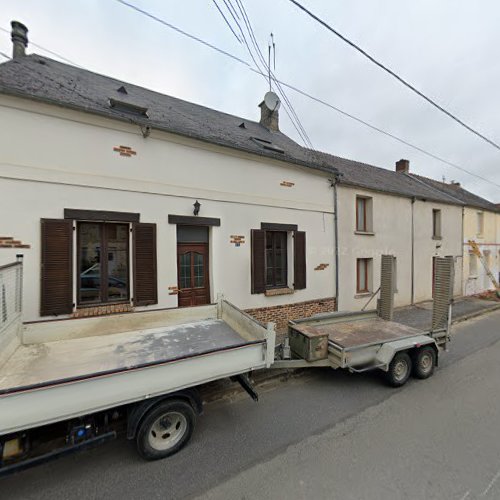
[264,91,280,111]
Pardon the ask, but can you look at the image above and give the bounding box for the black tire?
[385,351,412,387]
[412,346,436,379]
[136,399,196,461]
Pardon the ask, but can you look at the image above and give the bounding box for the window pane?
[179,252,191,289]
[357,199,365,231]
[194,252,204,288]
[358,259,367,292]
[79,223,102,304]
[106,224,129,301]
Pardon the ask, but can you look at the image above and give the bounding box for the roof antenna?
[267,33,276,92]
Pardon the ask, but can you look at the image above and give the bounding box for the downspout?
[411,196,416,305]
[461,206,465,295]
[330,175,340,310]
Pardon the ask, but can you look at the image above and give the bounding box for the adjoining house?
[0,21,485,336]
[410,175,500,295]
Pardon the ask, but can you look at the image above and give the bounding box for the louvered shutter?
[294,231,306,290]
[40,219,74,316]
[251,229,266,294]
[133,223,158,306]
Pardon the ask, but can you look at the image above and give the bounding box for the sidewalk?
[394,295,500,330]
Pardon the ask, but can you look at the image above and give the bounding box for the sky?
[1,0,499,202]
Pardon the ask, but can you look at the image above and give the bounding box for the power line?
[286,0,500,153]
[0,50,10,60]
[232,0,314,148]
[211,0,242,43]
[111,0,500,189]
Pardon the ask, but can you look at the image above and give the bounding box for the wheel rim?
[147,411,188,451]
[393,359,409,382]
[419,352,433,374]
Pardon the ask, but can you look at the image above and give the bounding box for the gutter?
[330,175,341,309]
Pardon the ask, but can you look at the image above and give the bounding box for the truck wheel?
[412,346,436,379]
[385,352,412,387]
[136,399,196,461]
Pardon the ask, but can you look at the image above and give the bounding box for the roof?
[0,54,336,176]
[0,54,469,206]
[410,174,499,212]
[311,150,464,205]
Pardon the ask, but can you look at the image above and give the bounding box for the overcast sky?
[1,0,499,201]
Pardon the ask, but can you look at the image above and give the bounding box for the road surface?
[2,310,500,499]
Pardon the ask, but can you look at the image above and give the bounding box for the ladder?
[467,240,500,293]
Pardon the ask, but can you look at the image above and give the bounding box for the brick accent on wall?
[245,297,337,337]
[72,303,132,318]
[0,236,30,248]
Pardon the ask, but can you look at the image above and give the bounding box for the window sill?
[468,275,478,280]
[354,231,375,236]
[432,236,442,240]
[265,287,294,297]
[354,292,372,298]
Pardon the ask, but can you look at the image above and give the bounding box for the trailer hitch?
[231,373,259,402]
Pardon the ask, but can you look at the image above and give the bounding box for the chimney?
[395,159,410,173]
[450,180,461,187]
[259,92,280,131]
[11,21,28,59]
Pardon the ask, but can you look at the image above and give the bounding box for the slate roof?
[410,174,499,212]
[0,54,473,207]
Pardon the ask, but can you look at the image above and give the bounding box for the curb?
[451,303,500,325]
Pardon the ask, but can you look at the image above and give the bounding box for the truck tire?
[136,399,196,461]
[412,346,436,379]
[385,351,412,387]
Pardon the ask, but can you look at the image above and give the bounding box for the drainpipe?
[411,196,416,305]
[330,175,340,310]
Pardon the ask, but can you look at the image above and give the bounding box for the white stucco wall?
[0,96,336,322]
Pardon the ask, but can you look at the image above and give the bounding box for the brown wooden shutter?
[294,231,306,290]
[40,219,74,316]
[133,223,158,306]
[251,229,266,294]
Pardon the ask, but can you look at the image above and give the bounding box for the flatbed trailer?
[272,255,455,387]
[0,259,275,472]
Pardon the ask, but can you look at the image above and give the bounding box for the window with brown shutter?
[251,228,307,293]
[133,223,158,306]
[294,231,306,289]
[40,219,74,316]
[251,229,266,294]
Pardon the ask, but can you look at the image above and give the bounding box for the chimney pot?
[259,99,279,131]
[11,21,28,59]
[395,159,410,173]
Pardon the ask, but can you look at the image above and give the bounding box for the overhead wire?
[286,0,500,153]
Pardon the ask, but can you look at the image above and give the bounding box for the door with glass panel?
[176,225,210,307]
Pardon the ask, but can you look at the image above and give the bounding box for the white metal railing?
[0,259,23,339]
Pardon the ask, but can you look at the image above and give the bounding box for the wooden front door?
[177,243,210,307]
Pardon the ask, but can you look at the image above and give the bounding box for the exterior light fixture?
[193,200,201,216]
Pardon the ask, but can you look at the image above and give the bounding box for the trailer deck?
[0,319,258,394]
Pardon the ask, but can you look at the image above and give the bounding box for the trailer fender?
[375,336,436,372]
[126,388,203,440]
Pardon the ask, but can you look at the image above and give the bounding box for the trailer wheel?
[136,399,196,460]
[412,346,436,379]
[385,351,412,387]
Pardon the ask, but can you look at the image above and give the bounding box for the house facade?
[0,22,482,338]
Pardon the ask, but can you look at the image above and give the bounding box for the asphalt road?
[2,310,500,500]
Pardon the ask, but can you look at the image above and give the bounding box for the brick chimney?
[11,21,28,58]
[259,93,280,131]
[395,159,410,173]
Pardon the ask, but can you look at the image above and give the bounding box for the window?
[78,222,129,305]
[357,258,372,293]
[477,212,484,236]
[355,196,373,232]
[265,231,288,288]
[432,209,442,239]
